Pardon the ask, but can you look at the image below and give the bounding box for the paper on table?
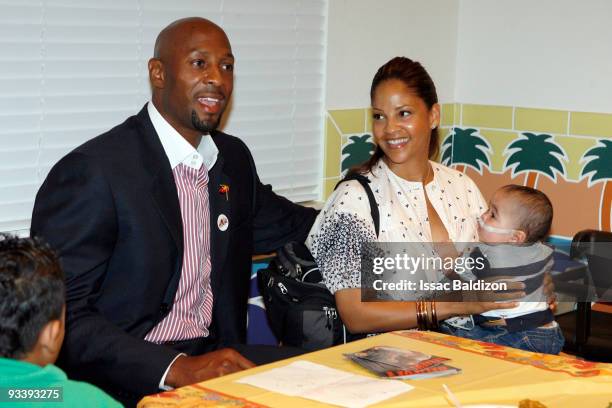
[236,360,413,408]
[236,360,351,396]
[307,374,414,408]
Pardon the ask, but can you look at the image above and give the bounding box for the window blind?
[0,0,326,233]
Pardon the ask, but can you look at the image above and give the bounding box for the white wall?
[326,0,460,109]
[455,0,612,113]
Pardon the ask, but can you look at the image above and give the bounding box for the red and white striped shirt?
[144,102,218,343]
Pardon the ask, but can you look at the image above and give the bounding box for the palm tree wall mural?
[504,132,567,188]
[341,134,375,173]
[326,104,611,238]
[581,139,612,231]
[441,127,491,173]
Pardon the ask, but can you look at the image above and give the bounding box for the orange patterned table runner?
[394,330,612,377]
[138,383,266,408]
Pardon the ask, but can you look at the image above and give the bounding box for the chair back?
[570,229,612,300]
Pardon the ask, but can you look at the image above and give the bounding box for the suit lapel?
[150,170,183,252]
[208,154,231,297]
[135,105,184,308]
[136,106,184,253]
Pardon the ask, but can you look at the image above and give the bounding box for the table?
[138,331,612,407]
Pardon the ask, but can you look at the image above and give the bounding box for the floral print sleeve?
[306,181,377,294]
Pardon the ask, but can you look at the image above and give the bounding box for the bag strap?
[334,173,380,237]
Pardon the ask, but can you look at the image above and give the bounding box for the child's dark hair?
[0,234,64,359]
[501,185,553,243]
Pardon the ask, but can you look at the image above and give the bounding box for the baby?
[442,184,565,354]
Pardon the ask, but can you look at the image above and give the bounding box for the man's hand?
[165,348,255,388]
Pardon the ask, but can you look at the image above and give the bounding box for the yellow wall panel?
[440,103,456,127]
[323,177,340,200]
[328,109,366,134]
[325,116,342,178]
[515,107,568,134]
[365,107,373,133]
[570,111,612,138]
[479,129,518,173]
[462,104,513,129]
[555,136,599,181]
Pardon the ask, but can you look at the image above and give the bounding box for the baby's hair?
[0,234,64,359]
[500,184,553,243]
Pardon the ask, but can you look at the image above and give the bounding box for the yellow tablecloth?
[138,331,612,408]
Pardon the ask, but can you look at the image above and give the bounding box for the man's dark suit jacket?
[30,106,318,398]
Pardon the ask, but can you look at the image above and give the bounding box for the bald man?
[31,17,317,405]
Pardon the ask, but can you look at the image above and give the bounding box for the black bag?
[257,173,380,351]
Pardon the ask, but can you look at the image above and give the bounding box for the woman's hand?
[543,272,557,311]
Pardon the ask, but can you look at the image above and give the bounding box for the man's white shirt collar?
[147,101,218,171]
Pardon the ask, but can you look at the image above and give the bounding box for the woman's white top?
[306,159,487,294]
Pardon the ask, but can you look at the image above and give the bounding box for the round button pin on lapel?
[217,214,229,231]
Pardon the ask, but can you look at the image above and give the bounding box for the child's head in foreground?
[478,184,553,244]
[0,234,65,366]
